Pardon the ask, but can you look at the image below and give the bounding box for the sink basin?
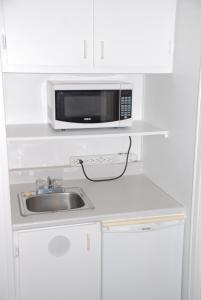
[18,188,94,216]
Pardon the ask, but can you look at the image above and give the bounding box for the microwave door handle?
[119,90,121,121]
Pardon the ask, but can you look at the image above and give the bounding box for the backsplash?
[9,161,143,184]
[7,136,140,170]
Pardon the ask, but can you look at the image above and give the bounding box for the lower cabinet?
[14,219,184,300]
[14,223,101,300]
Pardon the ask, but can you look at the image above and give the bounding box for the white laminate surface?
[6,121,168,141]
[10,174,184,230]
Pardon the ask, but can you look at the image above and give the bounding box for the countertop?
[10,174,185,231]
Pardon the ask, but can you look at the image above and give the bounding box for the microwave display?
[55,90,132,123]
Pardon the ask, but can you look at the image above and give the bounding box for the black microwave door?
[55,90,120,123]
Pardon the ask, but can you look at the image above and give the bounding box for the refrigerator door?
[102,220,184,300]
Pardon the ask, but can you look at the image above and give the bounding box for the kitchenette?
[11,175,184,300]
[0,1,201,300]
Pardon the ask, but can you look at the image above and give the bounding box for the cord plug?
[78,136,132,182]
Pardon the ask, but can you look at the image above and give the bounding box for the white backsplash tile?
[9,161,143,184]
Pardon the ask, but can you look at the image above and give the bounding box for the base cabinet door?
[14,223,100,300]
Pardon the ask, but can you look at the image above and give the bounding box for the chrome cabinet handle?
[86,233,90,251]
[1,34,6,49]
[101,41,104,59]
[83,40,87,59]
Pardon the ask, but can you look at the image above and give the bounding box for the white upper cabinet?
[94,0,177,72]
[1,0,177,73]
[1,0,93,71]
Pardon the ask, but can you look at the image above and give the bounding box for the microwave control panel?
[120,90,132,120]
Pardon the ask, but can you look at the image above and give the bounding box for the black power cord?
[79,136,132,182]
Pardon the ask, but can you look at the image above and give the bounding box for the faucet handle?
[35,179,47,195]
[52,178,63,192]
[52,178,63,188]
[36,177,63,194]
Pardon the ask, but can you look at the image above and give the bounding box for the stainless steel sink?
[18,187,94,216]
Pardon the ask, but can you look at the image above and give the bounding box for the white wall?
[0,64,15,299]
[3,74,143,172]
[143,0,201,299]
[189,68,201,300]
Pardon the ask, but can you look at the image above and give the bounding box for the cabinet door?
[1,0,93,71]
[94,0,177,72]
[15,223,100,300]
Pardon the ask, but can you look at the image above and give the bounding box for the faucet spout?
[47,176,53,190]
[36,177,63,194]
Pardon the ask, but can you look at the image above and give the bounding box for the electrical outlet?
[70,153,138,167]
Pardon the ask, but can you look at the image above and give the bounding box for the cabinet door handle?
[83,40,87,59]
[86,233,90,251]
[101,41,104,59]
[1,34,6,49]
[169,40,172,56]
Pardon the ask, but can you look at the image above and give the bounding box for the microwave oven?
[47,82,133,130]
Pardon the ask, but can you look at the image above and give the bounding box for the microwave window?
[55,90,119,123]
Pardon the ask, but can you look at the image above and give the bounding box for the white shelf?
[6,121,168,142]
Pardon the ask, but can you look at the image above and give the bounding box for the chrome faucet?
[47,176,53,191]
[36,177,63,195]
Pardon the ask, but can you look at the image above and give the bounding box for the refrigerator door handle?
[103,220,184,233]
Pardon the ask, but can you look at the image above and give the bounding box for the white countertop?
[10,174,185,231]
